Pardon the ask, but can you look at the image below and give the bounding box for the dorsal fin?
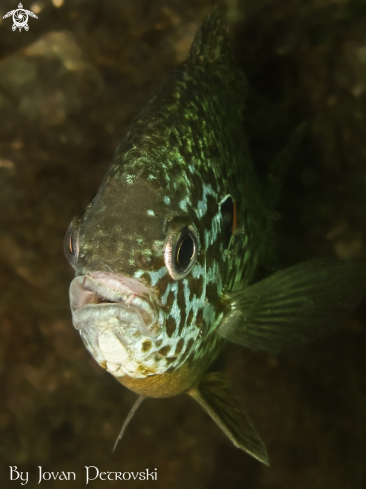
[183,7,247,114]
[187,7,235,66]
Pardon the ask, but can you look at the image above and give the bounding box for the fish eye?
[164,223,199,280]
[176,233,195,269]
[63,213,83,269]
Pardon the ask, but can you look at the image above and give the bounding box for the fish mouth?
[70,272,160,334]
[69,272,163,378]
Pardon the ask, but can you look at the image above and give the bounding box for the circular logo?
[3,3,38,32]
[12,8,29,31]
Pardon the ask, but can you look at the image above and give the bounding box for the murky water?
[1,1,365,487]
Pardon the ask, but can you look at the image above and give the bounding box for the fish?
[63,8,366,465]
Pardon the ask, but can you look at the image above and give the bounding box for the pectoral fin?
[217,259,366,352]
[187,372,268,465]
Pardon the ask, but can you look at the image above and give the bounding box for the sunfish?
[64,9,366,464]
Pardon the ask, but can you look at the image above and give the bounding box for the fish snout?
[69,272,161,334]
[68,272,165,378]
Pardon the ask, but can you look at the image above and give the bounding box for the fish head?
[64,152,231,393]
[63,7,255,396]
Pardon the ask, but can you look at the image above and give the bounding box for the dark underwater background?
[1,0,366,487]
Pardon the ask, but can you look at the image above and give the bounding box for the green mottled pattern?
[75,10,268,375]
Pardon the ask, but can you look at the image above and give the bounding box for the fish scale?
[64,9,366,464]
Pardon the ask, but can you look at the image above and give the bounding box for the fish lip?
[69,271,160,337]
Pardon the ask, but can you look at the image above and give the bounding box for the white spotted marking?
[134,266,168,287]
[196,183,217,218]
[179,199,188,212]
